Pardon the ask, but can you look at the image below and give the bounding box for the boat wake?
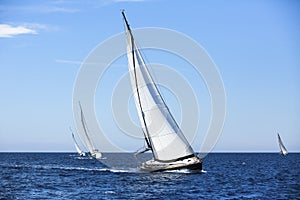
[74,156,93,160]
[108,168,202,174]
[1,163,140,174]
[1,163,203,174]
[164,169,206,174]
[74,156,107,160]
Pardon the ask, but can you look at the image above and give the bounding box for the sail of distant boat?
[78,102,102,159]
[122,11,202,171]
[69,127,86,156]
[277,133,288,155]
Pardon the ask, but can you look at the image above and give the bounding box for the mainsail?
[277,133,288,155]
[78,102,102,159]
[122,11,195,162]
[70,127,85,156]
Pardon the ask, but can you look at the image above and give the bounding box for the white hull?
[140,156,202,172]
[281,149,288,156]
[79,152,86,157]
[91,151,102,159]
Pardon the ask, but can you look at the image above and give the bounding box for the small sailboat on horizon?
[122,11,202,172]
[78,102,102,159]
[277,133,288,155]
[69,127,86,157]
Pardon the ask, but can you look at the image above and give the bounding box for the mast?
[78,101,95,153]
[122,10,152,149]
[122,11,195,162]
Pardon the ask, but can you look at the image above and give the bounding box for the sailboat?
[69,127,86,157]
[122,11,202,172]
[277,133,288,155]
[79,102,102,159]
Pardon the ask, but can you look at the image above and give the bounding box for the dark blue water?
[0,153,299,199]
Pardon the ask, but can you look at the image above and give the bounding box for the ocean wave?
[1,163,204,174]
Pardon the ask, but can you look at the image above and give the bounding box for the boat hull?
[79,152,85,157]
[140,156,202,172]
[92,152,102,159]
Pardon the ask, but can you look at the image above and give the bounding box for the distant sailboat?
[69,127,86,157]
[122,11,202,172]
[79,102,102,159]
[277,133,288,155]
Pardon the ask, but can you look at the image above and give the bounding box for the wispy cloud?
[22,23,49,30]
[55,59,99,65]
[0,24,37,38]
[0,3,80,14]
[34,6,80,13]
[55,59,85,65]
[55,59,125,67]
[0,0,146,15]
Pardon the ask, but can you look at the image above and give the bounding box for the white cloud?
[0,24,38,38]
[55,59,102,65]
[0,4,80,14]
[55,59,85,65]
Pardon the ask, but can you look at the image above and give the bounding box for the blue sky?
[0,0,299,152]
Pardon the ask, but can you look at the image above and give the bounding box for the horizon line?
[0,151,299,153]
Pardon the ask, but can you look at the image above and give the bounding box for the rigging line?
[135,44,193,151]
[136,47,193,153]
[131,34,152,149]
[129,24,194,160]
[122,11,152,150]
[132,30,167,108]
[133,40,162,100]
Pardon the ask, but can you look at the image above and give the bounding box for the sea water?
[0,153,299,199]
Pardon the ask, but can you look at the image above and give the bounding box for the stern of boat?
[140,156,202,172]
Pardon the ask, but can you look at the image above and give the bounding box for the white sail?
[277,133,288,155]
[74,141,85,156]
[70,127,86,156]
[123,12,194,162]
[79,102,102,159]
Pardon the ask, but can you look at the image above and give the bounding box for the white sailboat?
[79,102,102,159]
[69,127,86,157]
[277,133,288,155]
[122,11,202,172]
